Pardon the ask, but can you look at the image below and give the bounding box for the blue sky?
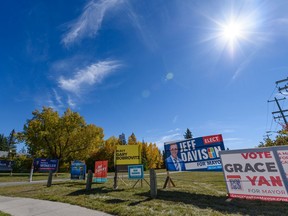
[1,0,288,151]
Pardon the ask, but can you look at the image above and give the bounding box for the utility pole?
[277,77,288,92]
[273,97,288,125]
[269,78,288,126]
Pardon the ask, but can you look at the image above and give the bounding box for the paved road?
[0,196,112,216]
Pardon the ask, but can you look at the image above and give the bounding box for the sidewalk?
[0,196,112,216]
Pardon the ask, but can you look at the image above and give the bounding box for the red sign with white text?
[94,161,108,178]
[203,134,223,145]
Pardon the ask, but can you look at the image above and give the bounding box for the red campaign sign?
[94,161,108,178]
[203,134,223,145]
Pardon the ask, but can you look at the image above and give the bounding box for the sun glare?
[216,17,250,54]
[222,21,244,42]
[202,3,261,56]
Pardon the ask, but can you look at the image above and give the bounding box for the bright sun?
[222,21,244,42]
[217,18,249,54]
[204,6,259,56]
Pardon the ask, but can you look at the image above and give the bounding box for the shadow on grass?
[105,198,126,204]
[136,190,288,216]
[128,198,152,206]
[67,186,124,196]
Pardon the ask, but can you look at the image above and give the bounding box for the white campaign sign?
[220,147,288,202]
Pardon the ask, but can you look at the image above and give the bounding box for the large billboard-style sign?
[164,134,225,171]
[220,146,288,202]
[0,160,13,171]
[94,160,108,183]
[115,145,141,165]
[33,158,58,172]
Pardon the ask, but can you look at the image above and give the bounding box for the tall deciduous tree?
[183,128,193,139]
[19,107,104,164]
[88,136,118,171]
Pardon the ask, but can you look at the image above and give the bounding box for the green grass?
[0,172,70,182]
[0,171,287,216]
[0,212,10,216]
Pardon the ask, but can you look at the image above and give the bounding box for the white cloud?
[67,95,76,108]
[153,129,182,149]
[62,0,123,46]
[58,60,121,95]
[52,88,63,107]
[172,115,178,123]
[125,1,158,51]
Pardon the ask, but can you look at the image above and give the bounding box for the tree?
[183,128,193,139]
[19,107,104,165]
[118,133,126,145]
[128,133,137,145]
[7,129,17,159]
[259,129,288,147]
[88,136,118,171]
[0,134,8,151]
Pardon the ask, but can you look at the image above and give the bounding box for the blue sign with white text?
[164,134,225,172]
[0,160,13,171]
[128,165,144,179]
[33,158,58,172]
[71,160,86,180]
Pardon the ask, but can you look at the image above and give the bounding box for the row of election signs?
[32,159,109,182]
[164,134,288,202]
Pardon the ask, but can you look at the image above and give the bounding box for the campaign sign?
[276,146,288,180]
[220,146,288,202]
[164,134,225,172]
[128,165,144,179]
[71,160,86,180]
[115,145,141,165]
[0,160,13,171]
[94,160,108,183]
[33,158,58,172]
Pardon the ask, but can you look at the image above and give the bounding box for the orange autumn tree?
[91,133,163,171]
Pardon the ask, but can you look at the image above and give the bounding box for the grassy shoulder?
[0,171,287,216]
[0,172,70,182]
[0,212,10,216]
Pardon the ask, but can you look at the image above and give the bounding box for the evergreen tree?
[7,129,17,159]
[0,134,9,151]
[118,133,126,145]
[183,128,193,139]
[128,132,137,145]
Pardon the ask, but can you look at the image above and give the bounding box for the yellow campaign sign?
[115,145,141,165]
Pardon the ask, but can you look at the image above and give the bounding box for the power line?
[268,78,288,126]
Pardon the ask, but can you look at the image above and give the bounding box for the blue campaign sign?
[0,160,13,172]
[70,160,86,180]
[33,158,58,172]
[128,165,144,179]
[164,134,225,172]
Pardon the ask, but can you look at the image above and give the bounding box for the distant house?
[0,151,8,158]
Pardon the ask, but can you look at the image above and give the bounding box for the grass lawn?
[0,212,10,216]
[0,171,287,216]
[0,172,70,182]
